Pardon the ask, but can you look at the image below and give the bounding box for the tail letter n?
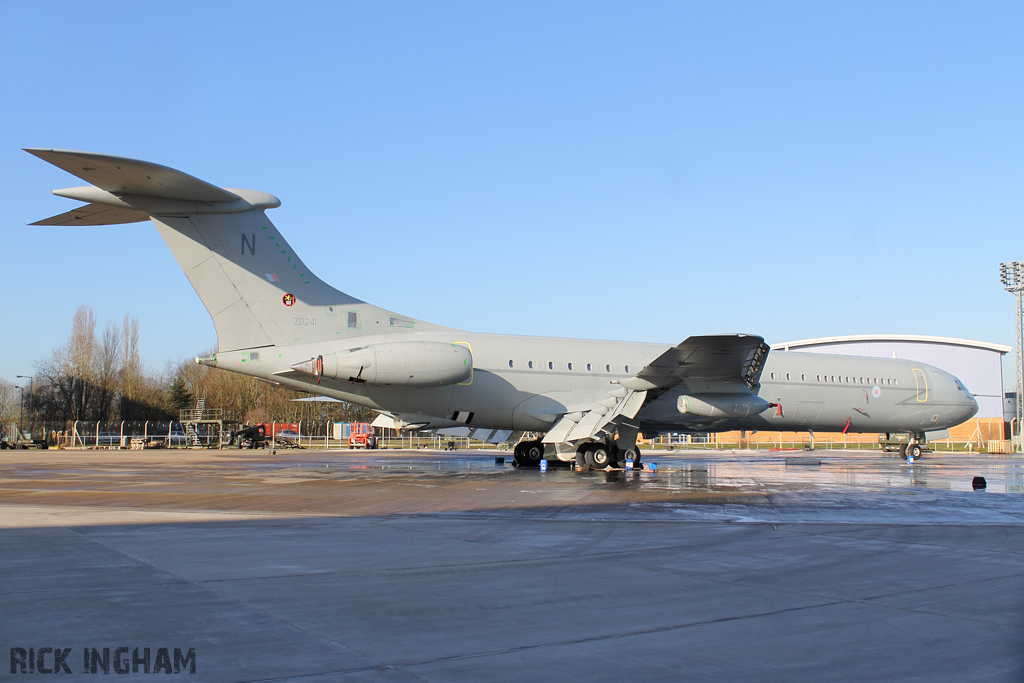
[241,233,256,255]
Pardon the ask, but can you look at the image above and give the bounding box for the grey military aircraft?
[28,149,979,467]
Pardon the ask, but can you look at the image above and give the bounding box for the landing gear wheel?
[631,447,643,470]
[898,443,908,458]
[514,441,543,467]
[575,447,588,471]
[513,443,529,467]
[588,444,611,469]
[907,443,922,459]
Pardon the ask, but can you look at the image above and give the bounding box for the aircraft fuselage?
[208,331,978,437]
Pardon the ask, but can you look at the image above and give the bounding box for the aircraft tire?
[588,445,611,469]
[907,443,922,459]
[513,443,532,467]
[524,441,544,465]
[575,448,588,470]
[898,443,908,458]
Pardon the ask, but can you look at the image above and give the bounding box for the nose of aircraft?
[947,371,979,424]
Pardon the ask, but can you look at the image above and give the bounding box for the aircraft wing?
[634,334,770,394]
[30,202,149,226]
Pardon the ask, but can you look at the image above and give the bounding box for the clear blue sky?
[2,1,1022,386]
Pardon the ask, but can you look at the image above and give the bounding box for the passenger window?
[587,363,592,371]
[786,373,790,380]
[509,360,513,368]
[816,375,820,381]
[606,365,610,372]
[801,374,805,381]
[529,361,533,369]
[770,372,775,380]
[568,363,573,370]
[625,365,629,373]
[548,362,553,370]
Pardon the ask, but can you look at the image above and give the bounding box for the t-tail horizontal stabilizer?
[27,148,444,355]
[26,149,281,226]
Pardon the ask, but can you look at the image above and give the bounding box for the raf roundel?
[282,293,295,307]
[872,385,881,398]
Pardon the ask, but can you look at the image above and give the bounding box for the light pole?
[999,262,1024,452]
[16,376,33,436]
[17,385,23,432]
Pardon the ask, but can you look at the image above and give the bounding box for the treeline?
[12,305,375,431]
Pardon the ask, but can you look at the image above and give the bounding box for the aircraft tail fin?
[27,149,432,353]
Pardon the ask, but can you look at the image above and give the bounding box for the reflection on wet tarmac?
[269,449,1024,495]
[1,447,1022,525]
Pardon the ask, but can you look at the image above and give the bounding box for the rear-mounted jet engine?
[291,341,472,387]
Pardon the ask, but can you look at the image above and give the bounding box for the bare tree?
[0,378,20,426]
[36,305,103,424]
[95,319,122,422]
[65,305,98,421]
[120,314,142,400]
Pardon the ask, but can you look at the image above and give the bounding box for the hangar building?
[771,335,1010,419]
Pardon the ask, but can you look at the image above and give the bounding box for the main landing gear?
[575,442,613,470]
[513,440,544,467]
[574,442,643,471]
[513,439,646,471]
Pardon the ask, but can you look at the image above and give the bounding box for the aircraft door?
[912,368,928,402]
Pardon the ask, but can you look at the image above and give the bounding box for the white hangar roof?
[771,335,1010,355]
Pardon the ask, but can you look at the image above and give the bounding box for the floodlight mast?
[999,261,1024,453]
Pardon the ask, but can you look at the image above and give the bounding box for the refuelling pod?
[291,341,472,387]
[677,393,773,419]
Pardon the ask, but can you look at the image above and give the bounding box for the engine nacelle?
[677,393,772,419]
[292,341,472,388]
